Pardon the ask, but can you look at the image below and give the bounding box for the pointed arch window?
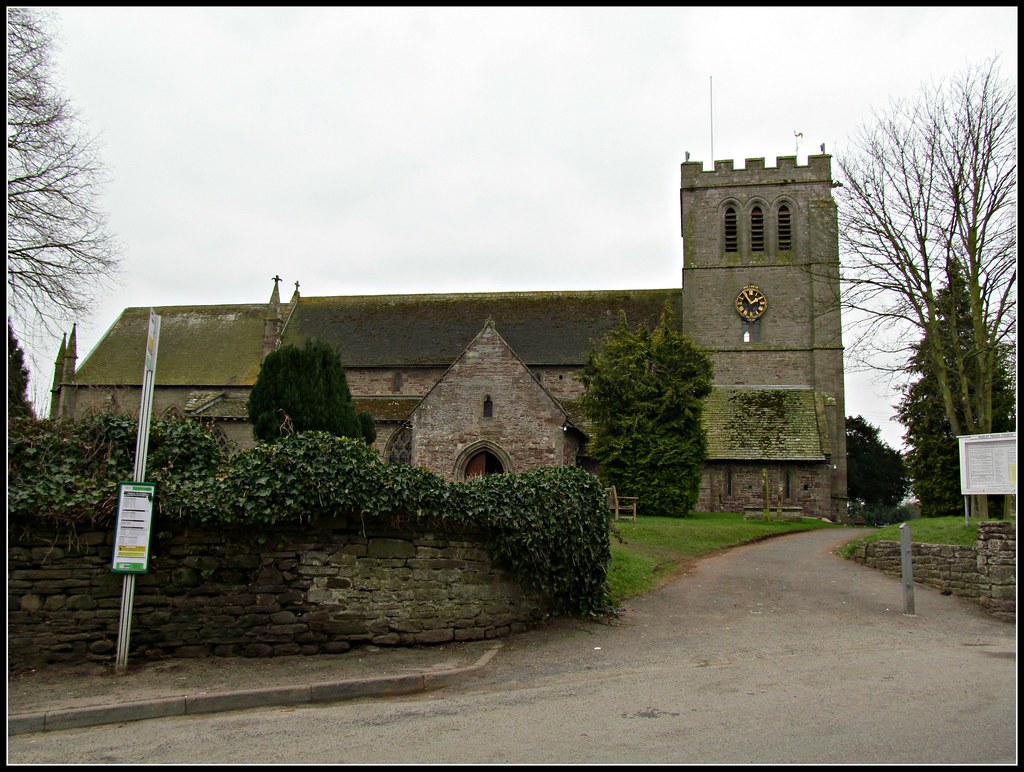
[777,204,792,251]
[483,395,493,418]
[209,424,232,454]
[724,207,738,252]
[386,426,412,464]
[751,206,765,252]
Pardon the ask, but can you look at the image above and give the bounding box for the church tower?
[680,154,847,518]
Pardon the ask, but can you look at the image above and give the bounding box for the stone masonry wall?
[701,460,830,516]
[851,521,1015,622]
[411,324,573,480]
[7,515,549,671]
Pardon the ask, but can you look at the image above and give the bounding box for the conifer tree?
[8,319,34,419]
[247,338,375,443]
[845,415,909,521]
[580,303,713,517]
[897,279,1015,517]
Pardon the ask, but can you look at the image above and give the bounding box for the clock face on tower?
[735,285,767,322]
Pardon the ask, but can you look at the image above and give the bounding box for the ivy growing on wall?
[8,414,612,616]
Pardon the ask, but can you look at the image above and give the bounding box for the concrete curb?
[7,644,501,736]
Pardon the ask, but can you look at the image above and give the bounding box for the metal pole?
[709,75,714,162]
[115,311,160,672]
[899,523,915,616]
[116,574,136,665]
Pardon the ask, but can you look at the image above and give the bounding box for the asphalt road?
[7,527,1016,764]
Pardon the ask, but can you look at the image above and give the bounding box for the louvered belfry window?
[751,206,764,252]
[724,207,738,252]
[778,204,792,250]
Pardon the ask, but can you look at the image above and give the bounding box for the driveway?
[433,526,1017,763]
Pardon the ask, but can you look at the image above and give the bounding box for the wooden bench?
[607,486,639,521]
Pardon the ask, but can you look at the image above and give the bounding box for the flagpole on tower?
[710,76,714,162]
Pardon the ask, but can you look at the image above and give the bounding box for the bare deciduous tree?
[7,7,122,333]
[836,57,1016,441]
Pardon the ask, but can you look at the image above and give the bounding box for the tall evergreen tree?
[579,303,714,517]
[8,319,34,419]
[845,415,909,508]
[897,279,1016,517]
[247,338,375,443]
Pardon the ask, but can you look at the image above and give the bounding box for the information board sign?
[111,481,156,573]
[959,433,1017,495]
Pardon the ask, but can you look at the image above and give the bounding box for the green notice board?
[111,481,156,573]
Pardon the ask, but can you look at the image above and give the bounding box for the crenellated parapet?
[681,154,832,189]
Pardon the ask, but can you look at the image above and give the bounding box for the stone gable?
[410,322,581,480]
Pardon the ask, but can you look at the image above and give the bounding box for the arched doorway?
[464,449,504,478]
[455,441,512,480]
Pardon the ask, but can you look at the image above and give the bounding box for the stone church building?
[50,154,848,519]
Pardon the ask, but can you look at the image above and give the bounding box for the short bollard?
[899,522,915,616]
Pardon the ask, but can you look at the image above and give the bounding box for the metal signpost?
[958,432,1017,526]
[899,523,915,615]
[114,309,161,672]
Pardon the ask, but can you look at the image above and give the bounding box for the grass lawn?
[833,515,1006,558]
[606,511,837,605]
[606,512,1011,606]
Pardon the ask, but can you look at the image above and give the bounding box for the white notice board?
[959,433,1017,495]
[112,481,156,573]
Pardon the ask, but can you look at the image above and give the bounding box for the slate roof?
[282,290,682,367]
[73,305,268,387]
[702,387,830,461]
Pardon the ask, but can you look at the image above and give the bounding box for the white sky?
[13,6,1018,451]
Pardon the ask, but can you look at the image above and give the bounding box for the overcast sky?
[14,6,1018,450]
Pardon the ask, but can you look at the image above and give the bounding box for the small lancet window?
[751,206,764,252]
[724,207,738,252]
[483,395,493,418]
[742,320,761,343]
[777,204,792,251]
[391,371,403,392]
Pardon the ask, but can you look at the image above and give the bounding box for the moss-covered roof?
[556,397,593,436]
[282,290,682,367]
[184,392,250,419]
[74,305,268,387]
[72,290,682,386]
[702,387,830,461]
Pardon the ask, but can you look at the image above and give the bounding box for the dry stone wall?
[7,516,549,670]
[851,520,1015,622]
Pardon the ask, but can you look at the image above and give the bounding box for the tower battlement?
[681,154,831,189]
